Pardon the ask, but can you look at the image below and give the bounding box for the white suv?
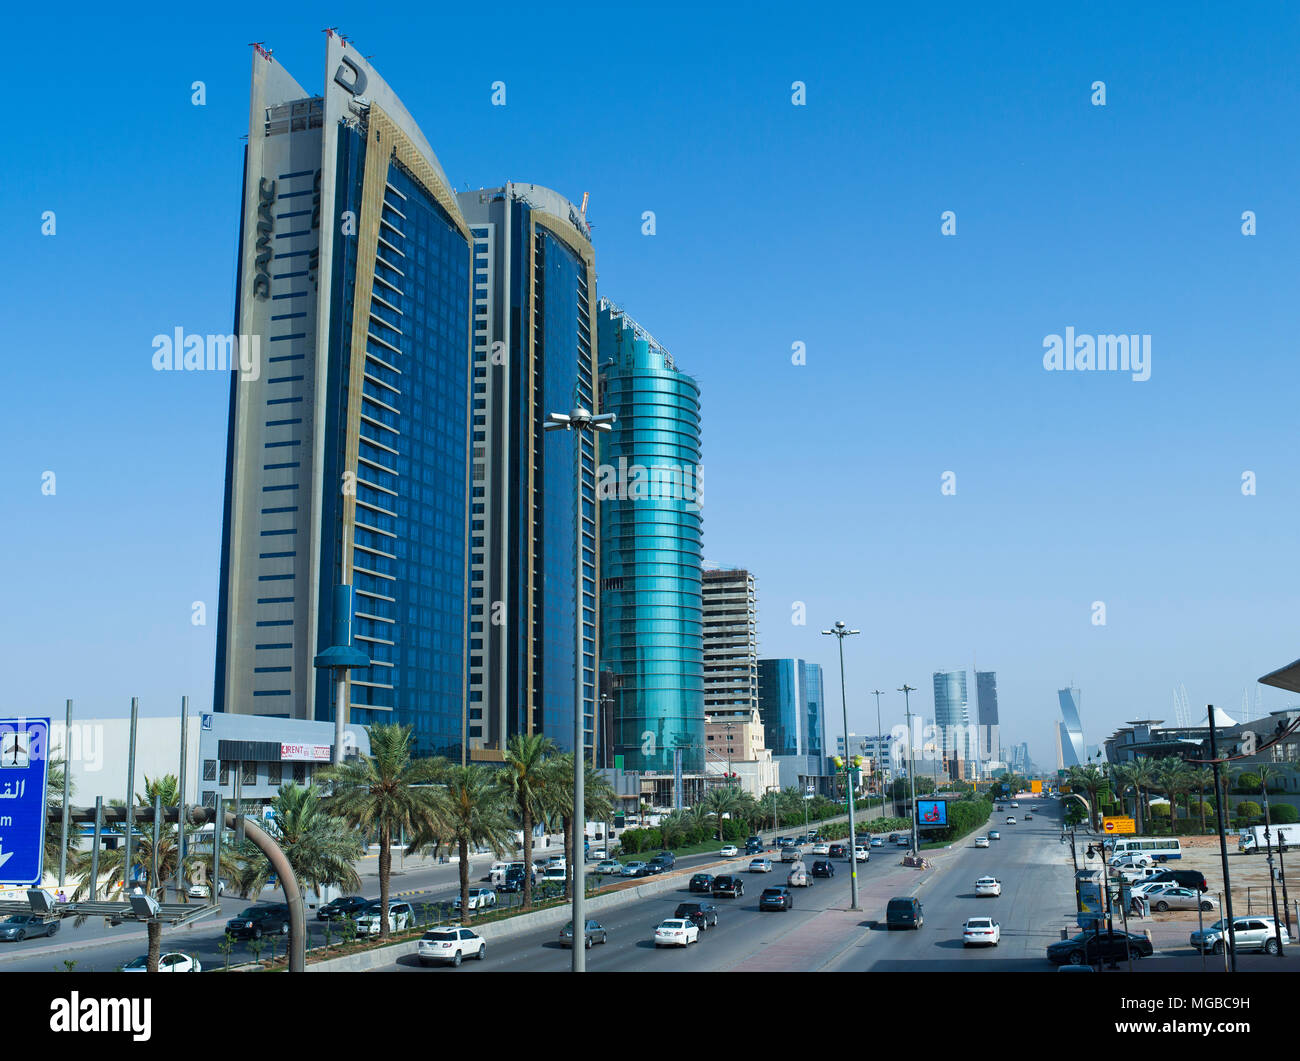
[418,927,486,966]
[355,901,413,937]
[1191,917,1290,955]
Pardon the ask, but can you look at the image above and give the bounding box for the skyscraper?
[456,183,600,761]
[597,299,704,773]
[702,568,760,718]
[975,670,1000,762]
[1058,686,1085,768]
[758,658,827,793]
[214,38,471,758]
[932,670,971,765]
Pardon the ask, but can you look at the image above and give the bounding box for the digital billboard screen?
[917,799,948,828]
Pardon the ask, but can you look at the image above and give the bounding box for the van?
[488,862,513,885]
[886,896,924,930]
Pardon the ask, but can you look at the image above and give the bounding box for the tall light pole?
[871,689,886,819]
[545,405,615,974]
[822,620,861,910]
[899,684,919,853]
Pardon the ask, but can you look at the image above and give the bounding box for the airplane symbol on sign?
[1,733,28,768]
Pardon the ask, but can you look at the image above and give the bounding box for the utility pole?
[1207,705,1238,972]
[900,685,919,853]
[871,689,886,820]
[822,621,861,911]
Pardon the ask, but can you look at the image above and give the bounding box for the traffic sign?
[0,718,51,886]
[1102,815,1136,834]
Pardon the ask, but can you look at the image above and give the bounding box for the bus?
[1109,837,1182,862]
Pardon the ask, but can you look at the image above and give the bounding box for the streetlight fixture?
[899,684,919,853]
[822,620,861,911]
[545,405,615,974]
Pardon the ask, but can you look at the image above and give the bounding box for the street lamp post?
[899,685,919,853]
[870,689,886,820]
[545,405,615,974]
[822,620,861,911]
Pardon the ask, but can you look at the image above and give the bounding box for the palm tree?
[1193,765,1213,834]
[1129,757,1160,832]
[317,723,443,941]
[229,783,365,898]
[702,785,742,841]
[547,754,617,895]
[1109,762,1139,831]
[408,765,515,919]
[69,775,226,972]
[1154,759,1192,833]
[498,733,558,908]
[1066,764,1105,829]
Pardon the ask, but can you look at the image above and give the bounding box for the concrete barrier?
[306,858,751,972]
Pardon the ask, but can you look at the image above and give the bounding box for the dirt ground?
[1146,836,1298,927]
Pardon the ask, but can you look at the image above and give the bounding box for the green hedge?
[1271,803,1299,824]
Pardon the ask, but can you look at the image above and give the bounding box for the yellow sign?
[1102,816,1136,834]
[1031,780,1043,793]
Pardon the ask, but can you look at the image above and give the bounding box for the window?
[242,762,259,786]
[202,790,217,809]
[203,759,217,782]
[219,763,230,786]
[293,763,306,783]
[268,762,282,786]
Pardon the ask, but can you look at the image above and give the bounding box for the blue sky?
[4,3,1298,767]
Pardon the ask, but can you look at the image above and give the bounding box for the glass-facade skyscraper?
[597,299,704,773]
[933,670,971,764]
[975,670,999,761]
[214,38,471,758]
[757,659,825,757]
[1058,686,1085,768]
[456,183,600,760]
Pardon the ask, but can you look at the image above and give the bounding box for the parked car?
[452,888,498,912]
[225,904,290,940]
[1191,916,1290,955]
[974,877,1002,897]
[1144,869,1209,893]
[355,900,413,937]
[974,836,990,848]
[1046,930,1153,966]
[1149,887,1216,913]
[787,865,809,887]
[1110,852,1153,869]
[712,875,745,898]
[0,915,59,942]
[559,919,608,948]
[418,927,486,966]
[187,878,227,898]
[689,873,716,894]
[811,860,835,878]
[828,843,847,859]
[654,918,699,947]
[621,861,649,877]
[759,886,794,911]
[749,857,774,873]
[988,830,1001,840]
[317,895,369,922]
[885,896,924,929]
[122,952,201,972]
[675,901,720,929]
[719,845,739,857]
[963,917,1000,946]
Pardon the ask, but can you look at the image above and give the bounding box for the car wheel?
[1154,901,1170,912]
[1201,901,1214,912]
[1265,938,1281,955]
[585,936,592,949]
[1068,950,1084,966]
[15,931,25,942]
[452,950,462,967]
[478,944,486,961]
[1212,940,1224,955]
[48,923,59,936]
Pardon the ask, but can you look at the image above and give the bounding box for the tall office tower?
[596,299,704,773]
[702,568,759,720]
[1057,686,1085,767]
[214,38,472,758]
[933,670,972,765]
[975,670,1000,761]
[455,183,599,761]
[758,659,827,793]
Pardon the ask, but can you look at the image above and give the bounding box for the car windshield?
[123,956,149,969]
[2,916,33,925]
[234,909,258,919]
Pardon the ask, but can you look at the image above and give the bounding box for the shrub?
[1234,773,1261,794]
[1150,803,1171,818]
[1235,801,1262,824]
[1270,803,1299,825]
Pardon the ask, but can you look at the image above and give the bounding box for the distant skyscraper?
[1058,686,1085,768]
[597,299,704,773]
[456,182,600,760]
[702,568,760,718]
[214,39,471,758]
[975,670,1000,761]
[759,658,828,795]
[933,670,971,764]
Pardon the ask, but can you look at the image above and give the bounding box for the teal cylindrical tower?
[597,299,704,774]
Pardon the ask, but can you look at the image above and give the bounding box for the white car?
[654,918,700,947]
[962,917,1000,946]
[355,901,413,936]
[621,861,649,877]
[187,879,226,898]
[1010,802,1019,808]
[720,845,739,857]
[123,952,201,973]
[594,859,623,875]
[1110,853,1152,869]
[418,927,486,966]
[1005,817,1017,825]
[974,876,1002,897]
[452,888,498,911]
[540,866,567,884]
[853,847,870,862]
[811,842,830,855]
[974,837,990,848]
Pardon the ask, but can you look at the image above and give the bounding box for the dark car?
[1145,869,1209,894]
[675,901,720,929]
[811,860,835,878]
[317,895,369,922]
[654,851,676,868]
[712,875,745,898]
[0,915,59,942]
[633,866,657,878]
[885,896,924,930]
[887,833,899,844]
[225,904,290,940]
[775,836,793,847]
[1046,930,1153,966]
[745,838,764,854]
[689,872,716,894]
[760,886,794,911]
[828,843,847,859]
[559,919,608,949]
[497,867,527,893]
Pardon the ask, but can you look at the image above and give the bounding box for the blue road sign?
[0,718,51,886]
